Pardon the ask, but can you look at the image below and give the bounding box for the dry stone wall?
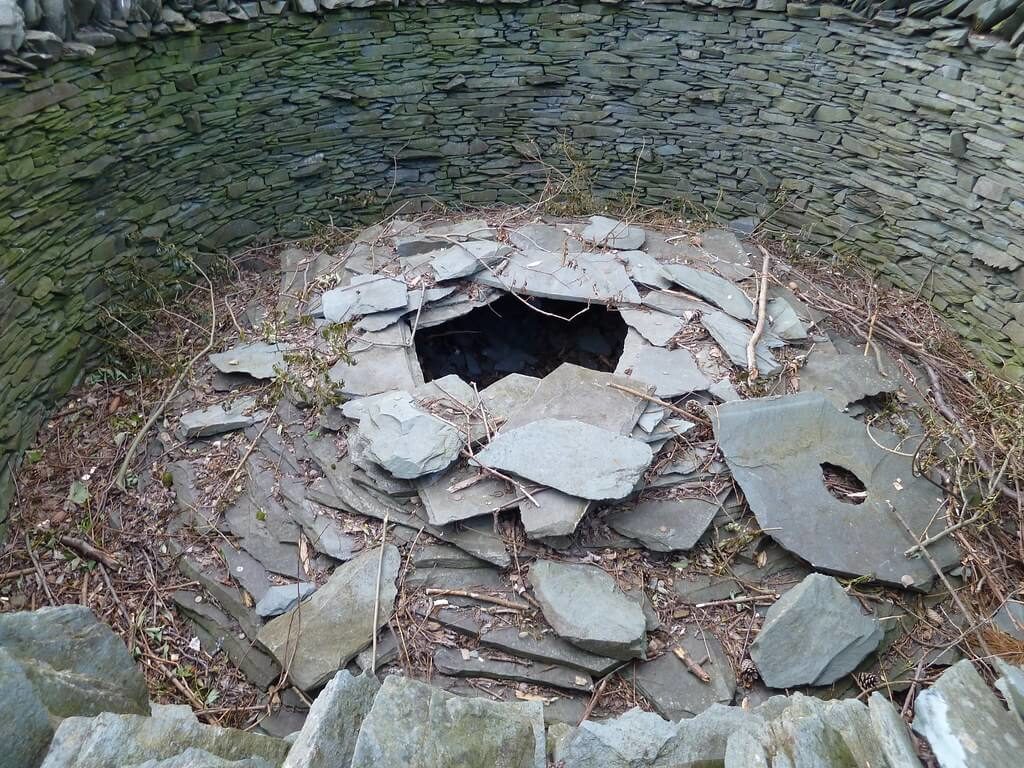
[2,0,1024,526]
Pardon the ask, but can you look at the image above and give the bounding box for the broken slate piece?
[257,545,399,691]
[607,497,719,552]
[799,349,901,409]
[282,670,380,768]
[663,263,754,321]
[328,321,423,397]
[701,310,781,375]
[357,391,462,479]
[618,250,672,289]
[433,647,593,694]
[751,573,883,688]
[479,627,621,677]
[580,215,646,250]
[711,393,956,587]
[321,274,408,322]
[430,241,512,281]
[560,707,678,767]
[219,543,270,602]
[178,397,267,439]
[767,296,808,341]
[254,582,316,619]
[913,660,1024,768]
[529,559,646,660]
[476,419,652,501]
[615,331,710,397]
[209,342,288,380]
[618,308,687,347]
[417,464,511,526]
[472,249,640,305]
[478,373,540,423]
[633,632,736,720]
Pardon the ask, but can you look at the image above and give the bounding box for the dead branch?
[423,588,532,611]
[59,535,122,570]
[673,645,711,684]
[746,246,770,381]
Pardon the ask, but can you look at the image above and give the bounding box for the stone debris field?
[9,212,1024,767]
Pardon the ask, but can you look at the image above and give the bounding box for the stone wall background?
[2,1,1024,526]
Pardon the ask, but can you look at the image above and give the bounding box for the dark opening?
[820,462,868,505]
[415,294,628,388]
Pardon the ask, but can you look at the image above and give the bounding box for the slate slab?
[0,647,53,768]
[617,250,672,289]
[478,373,540,423]
[328,321,423,397]
[257,545,399,691]
[799,349,902,409]
[417,464,512,526]
[580,215,646,250]
[321,274,408,322]
[529,559,646,660]
[220,543,270,602]
[607,497,719,552]
[476,419,652,501]
[615,331,710,397]
[433,647,593,693]
[700,310,781,375]
[560,708,677,768]
[712,393,957,587]
[282,670,380,768]
[751,573,883,688]
[868,693,924,768]
[179,397,267,439]
[350,676,545,768]
[209,342,288,380]
[913,660,1024,768]
[254,583,316,618]
[431,241,512,281]
[767,296,808,341]
[357,391,462,479]
[473,249,641,305]
[479,626,621,676]
[663,263,754,321]
[633,633,736,720]
[618,308,687,347]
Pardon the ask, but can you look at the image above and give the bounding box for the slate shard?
[580,215,647,250]
[321,274,408,322]
[750,573,883,688]
[209,342,288,380]
[356,390,462,479]
[663,263,754,321]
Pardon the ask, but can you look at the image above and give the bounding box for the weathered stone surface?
[913,660,1024,768]
[430,241,512,281]
[120,749,277,767]
[257,545,399,691]
[179,397,267,439]
[615,331,710,397]
[321,274,408,323]
[209,343,288,381]
[607,497,718,552]
[799,349,901,409]
[766,296,808,341]
[663,264,754,321]
[254,582,316,618]
[751,573,883,688]
[479,626,620,676]
[868,693,924,768]
[473,249,640,305]
[701,311,781,375]
[433,647,593,693]
[560,708,676,767]
[328,322,423,397]
[350,676,544,768]
[618,308,687,347]
[0,647,52,768]
[0,605,150,719]
[712,393,957,587]
[633,633,735,720]
[356,390,462,479]
[529,559,646,660]
[476,419,652,501]
[580,215,646,250]
[282,670,380,768]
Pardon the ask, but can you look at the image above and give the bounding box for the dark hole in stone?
[415,294,628,388]
[820,462,868,505]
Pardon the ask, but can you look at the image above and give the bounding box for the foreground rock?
[751,573,883,688]
[580,215,646,250]
[0,647,53,768]
[356,391,462,479]
[529,559,646,660]
[283,671,380,768]
[179,397,267,439]
[257,545,400,691]
[349,676,545,768]
[209,342,288,380]
[476,419,652,501]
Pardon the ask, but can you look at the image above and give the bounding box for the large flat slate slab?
[321,274,408,322]
[615,331,710,397]
[663,263,754,321]
[607,496,719,552]
[580,215,647,250]
[473,248,640,305]
[633,631,736,720]
[209,342,288,380]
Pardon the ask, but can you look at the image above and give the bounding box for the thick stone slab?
[479,626,621,677]
[209,342,288,380]
[799,349,902,409]
[615,331,710,397]
[663,263,754,321]
[430,241,512,281]
[633,633,735,720]
[282,670,380,768]
[321,274,408,322]
[607,496,719,552]
[356,390,462,479]
[178,397,267,439]
[328,321,423,397]
[433,647,593,693]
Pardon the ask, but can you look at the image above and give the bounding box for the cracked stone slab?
[356,285,458,332]
[178,397,268,439]
[751,573,883,688]
[618,307,687,347]
[321,274,408,322]
[478,373,540,423]
[767,296,808,341]
[633,632,736,720]
[580,215,647,250]
[282,670,380,768]
[417,464,512,526]
[799,349,902,409]
[711,393,957,587]
[701,310,782,375]
[473,248,641,305]
[219,543,270,602]
[913,660,1024,768]
[529,559,646,660]
[615,330,710,397]
[328,321,423,397]
[618,250,672,289]
[663,263,754,321]
[433,647,593,694]
[209,342,288,380]
[476,419,652,501]
[257,545,399,691]
[480,627,621,677]
[254,583,316,618]
[356,390,462,479]
[431,240,512,281]
[606,496,719,552]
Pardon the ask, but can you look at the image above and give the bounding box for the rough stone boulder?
[282,670,380,768]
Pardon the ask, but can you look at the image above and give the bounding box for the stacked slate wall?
[2,1,1024,528]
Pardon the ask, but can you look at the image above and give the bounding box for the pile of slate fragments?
[157,213,1024,764]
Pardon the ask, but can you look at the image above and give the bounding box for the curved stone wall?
[2,1,1024,523]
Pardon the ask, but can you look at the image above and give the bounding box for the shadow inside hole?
[820,462,868,505]
[415,294,628,388]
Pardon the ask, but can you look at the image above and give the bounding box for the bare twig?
[423,588,532,611]
[59,535,122,570]
[25,534,56,605]
[371,514,390,675]
[673,645,711,684]
[746,246,770,381]
[694,594,778,609]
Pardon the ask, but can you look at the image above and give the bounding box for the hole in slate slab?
[415,294,628,388]
[820,462,868,505]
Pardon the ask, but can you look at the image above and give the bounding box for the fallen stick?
[694,593,778,609]
[59,535,122,570]
[903,509,987,558]
[673,645,711,684]
[605,382,700,421]
[464,453,541,507]
[423,588,532,611]
[371,513,390,674]
[746,245,771,381]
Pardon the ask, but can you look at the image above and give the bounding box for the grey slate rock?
[615,331,710,397]
[257,545,399,691]
[179,397,267,439]
[750,573,883,688]
[529,559,646,660]
[349,675,545,768]
[560,708,676,768]
[607,497,719,552]
[124,750,277,767]
[476,419,652,501]
[618,250,672,289]
[766,296,808,341]
[701,310,781,375]
[473,249,640,305]
[868,693,924,768]
[799,349,901,409]
[633,633,735,720]
[356,391,462,479]
[994,658,1024,726]
[479,626,621,676]
[430,240,512,281]
[416,464,510,526]
[320,274,408,322]
[0,647,52,768]
[220,543,271,601]
[282,670,380,768]
[712,393,958,587]
[663,263,754,321]
[254,583,316,618]
[328,321,423,397]
[433,647,593,693]
[913,660,1024,768]
[209,342,288,381]
[618,308,687,347]
[991,599,1024,639]
[580,215,646,250]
